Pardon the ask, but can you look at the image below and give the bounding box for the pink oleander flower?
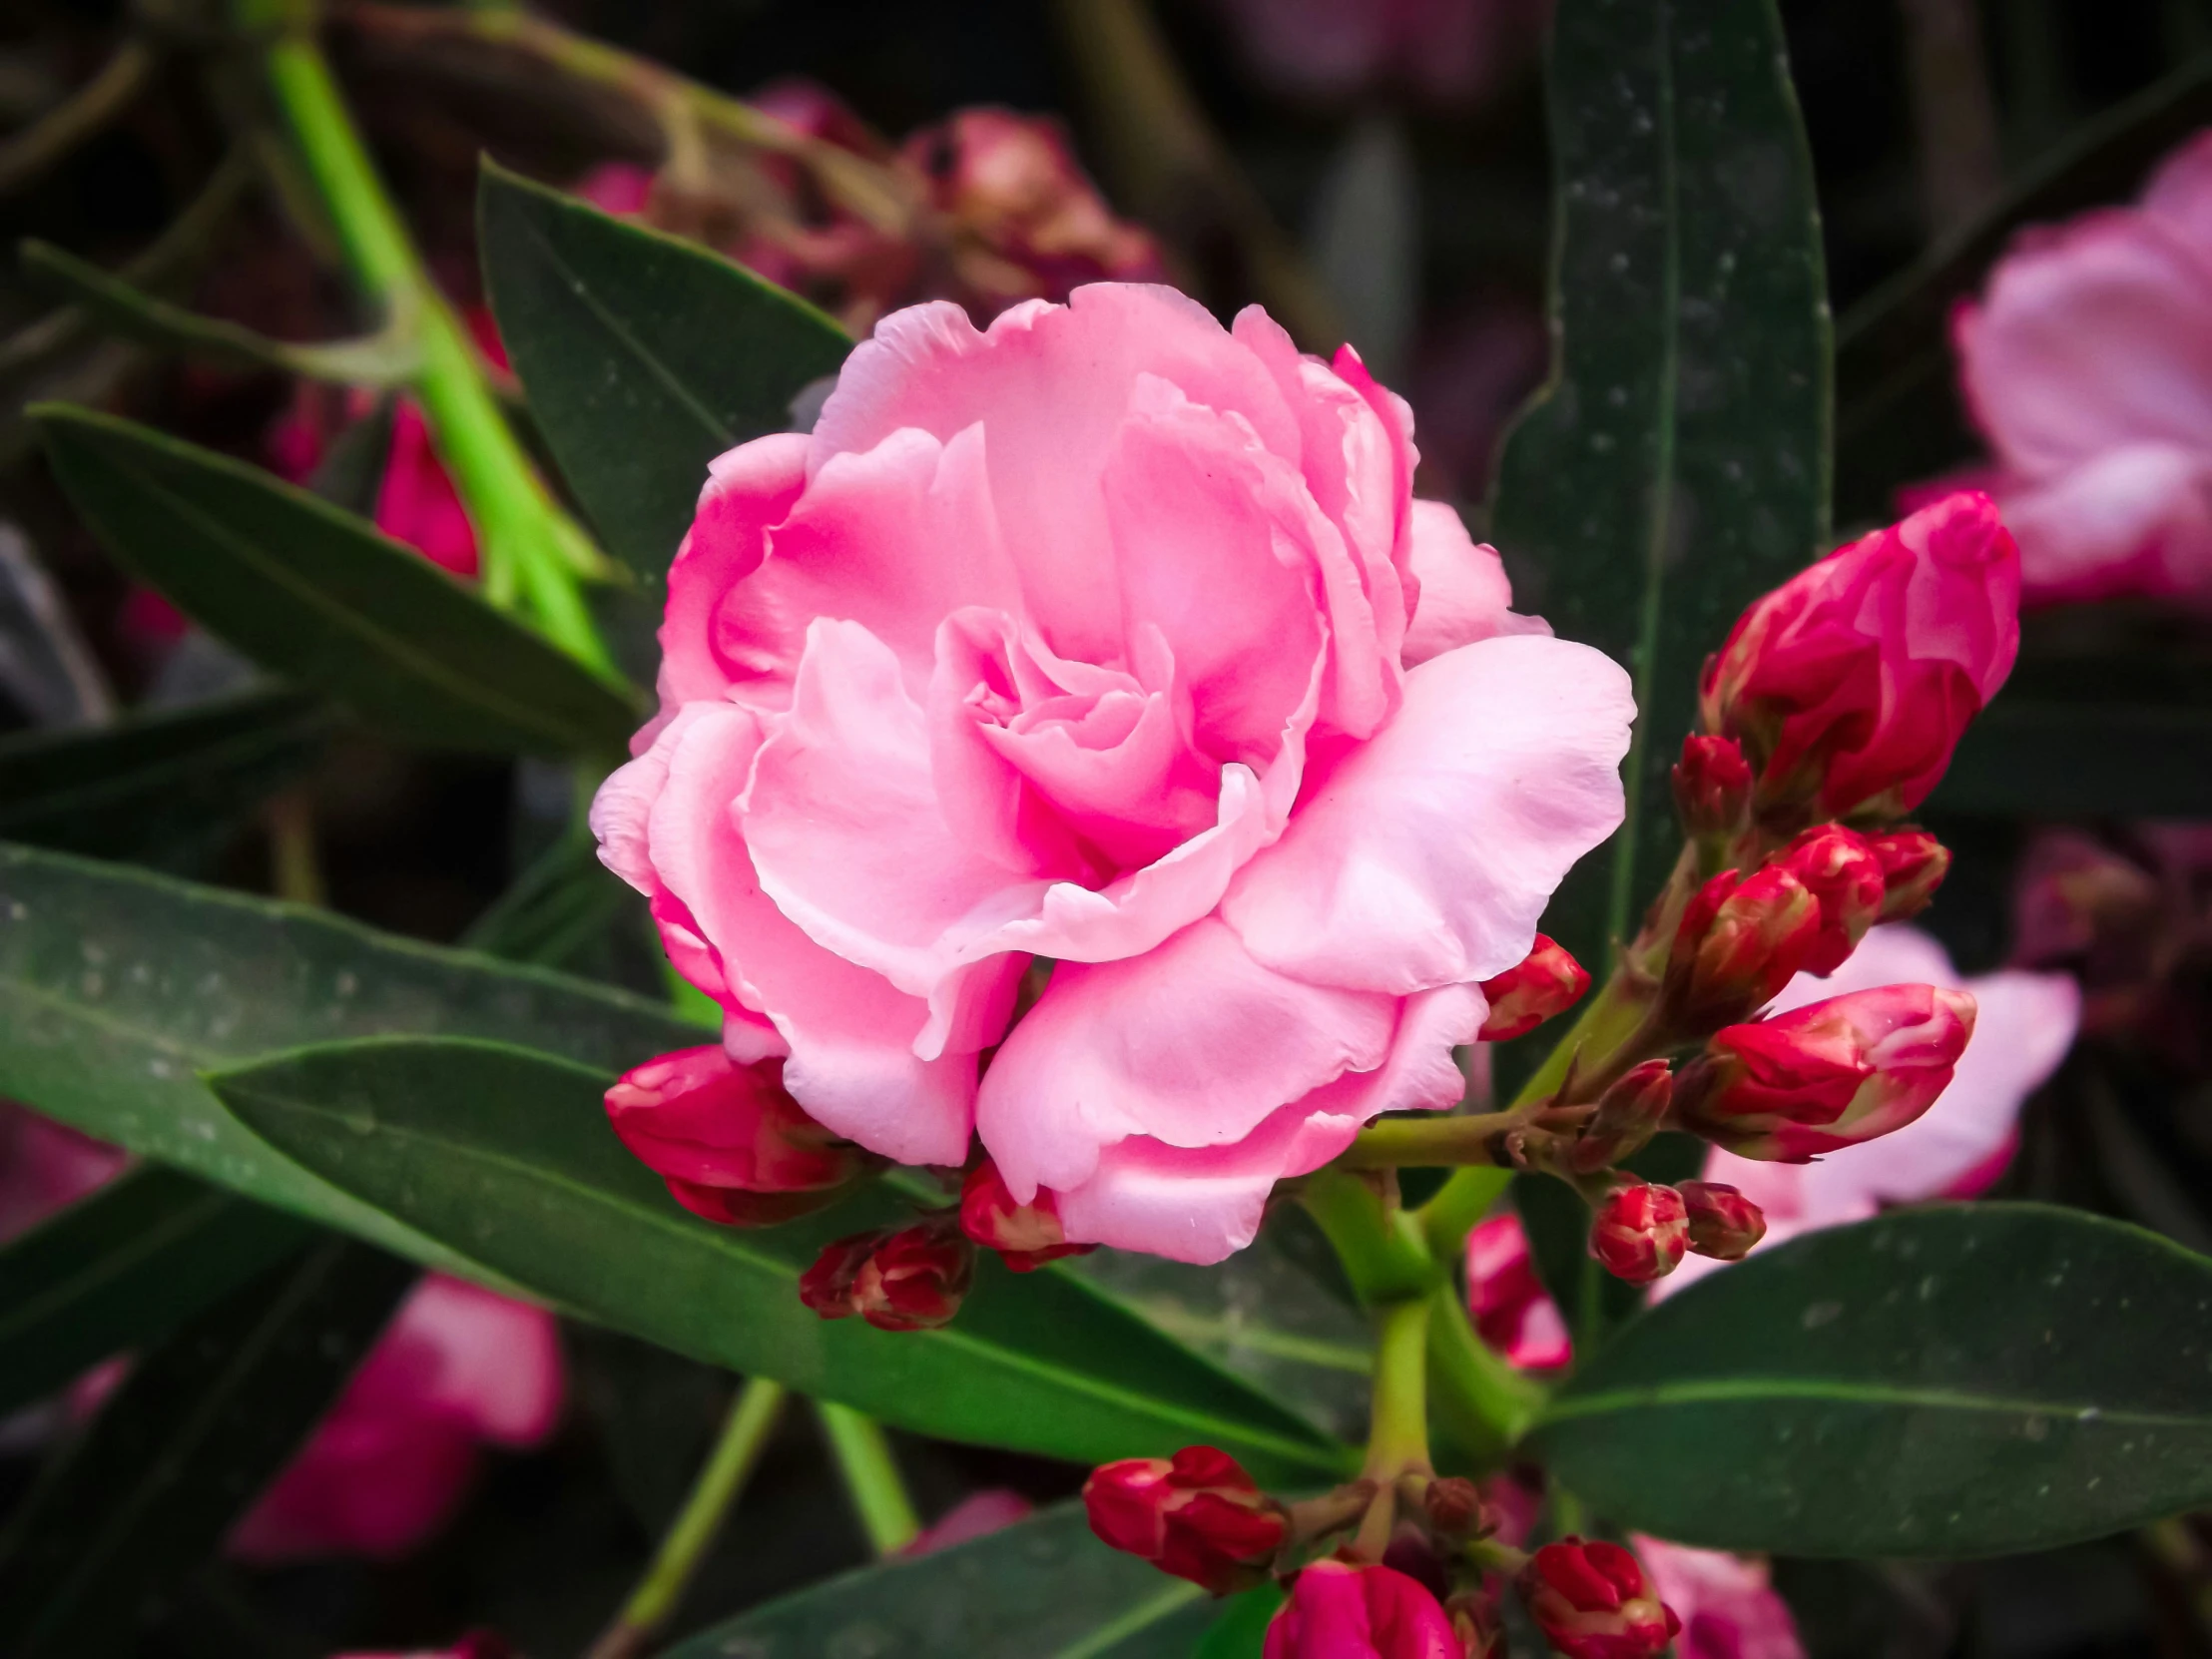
[1947,130,2212,605]
[1265,1559,1466,1659]
[903,1487,1034,1555]
[1633,1537,1805,1659]
[591,283,1634,1265]
[334,1637,511,1659]
[1700,491,2020,824]
[230,1276,564,1562]
[1464,1212,1570,1370]
[1667,924,2079,1294]
[1213,0,1550,107]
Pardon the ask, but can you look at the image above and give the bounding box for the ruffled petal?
[1990,444,2212,604]
[657,433,810,717]
[1400,499,1551,665]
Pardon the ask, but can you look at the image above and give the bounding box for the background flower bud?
[1676,984,1978,1160]
[1776,826,1886,975]
[1672,734,1753,840]
[1520,1538,1681,1659]
[1668,865,1822,1030]
[798,1220,974,1332]
[1568,1059,1674,1174]
[1422,1475,1491,1537]
[958,1159,1095,1270]
[1084,1444,1287,1594]
[1590,1183,1689,1285]
[1677,1181,1768,1260]
[1478,935,1592,1041]
[606,1047,874,1227]
[1869,829,1950,921]
[1264,1559,1467,1659]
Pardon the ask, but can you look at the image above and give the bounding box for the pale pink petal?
[1990,445,2212,604]
[1221,634,1633,995]
[385,1277,563,1444]
[1400,500,1551,666]
[1634,1537,1807,1659]
[2144,130,2212,260]
[658,433,810,715]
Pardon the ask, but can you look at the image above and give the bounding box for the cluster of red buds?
[1588,1178,1767,1285]
[1082,1443,1682,1659]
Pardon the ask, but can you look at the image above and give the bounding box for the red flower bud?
[1085,1444,1287,1594]
[606,1047,873,1227]
[1667,865,1822,1030]
[1589,1182,1688,1285]
[1676,983,1977,1161]
[1478,936,1592,1041]
[1520,1537,1681,1659]
[1869,828,1950,921]
[1775,825,1886,976]
[1699,490,2019,823]
[798,1218,974,1332]
[1672,734,1753,840]
[1567,1059,1674,1175]
[1422,1475,1491,1537]
[958,1160,1095,1271]
[1677,1180,1768,1261]
[1264,1559,1467,1659]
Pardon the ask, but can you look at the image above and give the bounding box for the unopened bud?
[1422,1475,1491,1537]
[1567,1059,1673,1175]
[1677,1180,1768,1261]
[1672,734,1753,840]
[1675,983,1977,1160]
[1520,1538,1682,1659]
[1478,935,1591,1041]
[1776,825,1886,975]
[798,1218,973,1332]
[1870,828,1949,921]
[1589,1182,1688,1285]
[606,1047,874,1226]
[1667,865,1821,1030]
[958,1160,1095,1271]
[1448,1589,1506,1659]
[1085,1444,1287,1594]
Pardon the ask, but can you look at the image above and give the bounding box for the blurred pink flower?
[1464,1211,1571,1369]
[1212,0,1549,106]
[229,1275,564,1562]
[333,1636,511,1659]
[903,1487,1034,1555]
[0,1104,126,1242]
[1947,129,2212,605]
[1634,1536,1805,1659]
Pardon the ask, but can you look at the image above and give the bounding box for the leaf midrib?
[1542,1376,2209,1430]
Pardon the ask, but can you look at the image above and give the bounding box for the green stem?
[238,0,615,673]
[1425,1281,1546,1462]
[1417,1166,1511,1265]
[1300,1167,1438,1306]
[1363,1296,1433,1481]
[585,1378,787,1659]
[817,1401,921,1556]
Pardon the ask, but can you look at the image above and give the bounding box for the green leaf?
[1931,702,2212,817]
[0,840,702,1265]
[31,405,640,758]
[1193,1584,1286,1659]
[1488,0,1831,980]
[0,690,337,862]
[0,1166,313,1418]
[0,1238,415,1658]
[1835,53,2212,526]
[659,1502,1216,1659]
[1529,1204,2212,1557]
[211,1035,1353,1483]
[479,160,853,589]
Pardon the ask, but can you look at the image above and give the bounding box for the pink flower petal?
[1401,498,1550,665]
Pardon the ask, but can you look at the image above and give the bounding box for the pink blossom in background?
[1634,1537,1805,1659]
[0,1104,126,1242]
[1212,0,1550,106]
[333,1636,511,1659]
[230,1275,564,1562]
[1464,1212,1571,1369]
[1665,924,2079,1294]
[593,282,1634,1264]
[902,1487,1034,1555]
[1946,129,2212,605]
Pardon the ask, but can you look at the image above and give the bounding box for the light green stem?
[237,0,615,673]
[817,1401,921,1556]
[1425,1281,1546,1462]
[1364,1296,1433,1480]
[1300,1167,1438,1306]
[586,1378,787,1659]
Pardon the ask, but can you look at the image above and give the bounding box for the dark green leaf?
[0,1166,313,1418]
[0,1238,415,1658]
[479,160,852,589]
[1488,0,1832,983]
[1193,1585,1286,1659]
[32,406,640,758]
[212,1035,1353,1482]
[0,839,702,1263]
[1835,53,2212,526]
[659,1502,1215,1659]
[1530,1204,2212,1557]
[1931,702,2212,817]
[461,823,635,970]
[0,690,336,861]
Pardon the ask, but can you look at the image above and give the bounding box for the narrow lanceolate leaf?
[660,1502,1218,1659]
[0,840,702,1264]
[212,1037,1353,1483]
[0,1166,313,1418]
[32,406,640,758]
[479,160,853,589]
[0,690,337,862]
[1489,0,1831,979]
[1530,1205,2212,1557]
[0,1239,414,1659]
